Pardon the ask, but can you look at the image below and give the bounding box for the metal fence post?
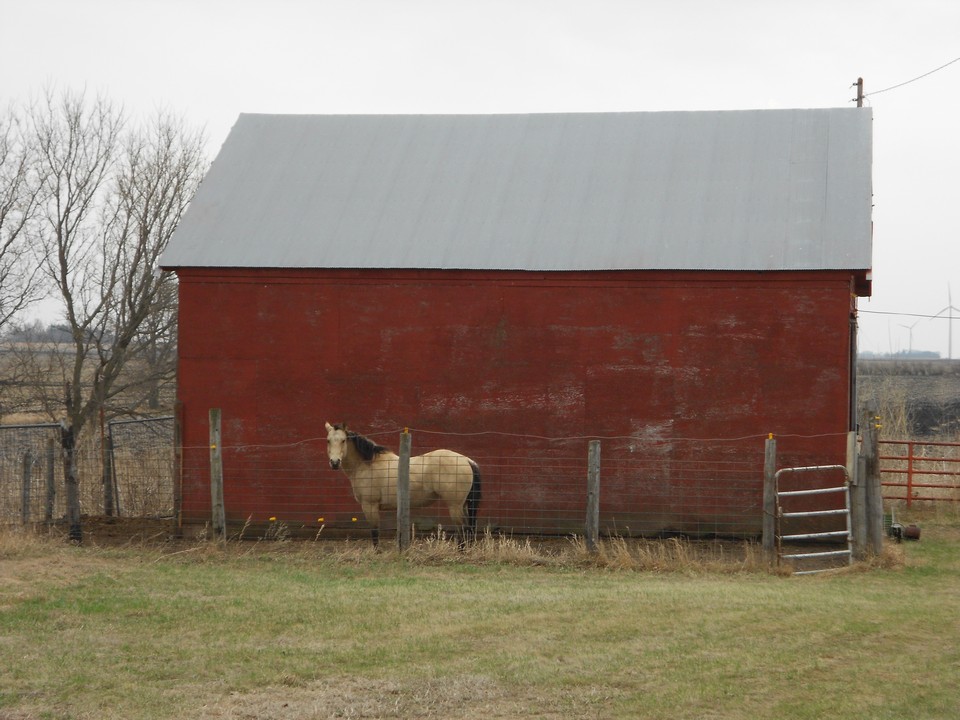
[397,429,412,551]
[103,423,115,517]
[586,440,600,553]
[905,441,914,509]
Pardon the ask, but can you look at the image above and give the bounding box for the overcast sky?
[4,0,959,357]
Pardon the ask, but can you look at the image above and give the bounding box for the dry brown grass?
[9,517,846,575]
[300,527,774,575]
[196,674,592,719]
[15,514,889,580]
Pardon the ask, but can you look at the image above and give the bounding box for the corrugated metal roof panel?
[160,109,872,271]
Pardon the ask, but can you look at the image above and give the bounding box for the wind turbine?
[900,318,921,355]
[931,284,960,359]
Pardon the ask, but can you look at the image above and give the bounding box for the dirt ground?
[42,515,179,545]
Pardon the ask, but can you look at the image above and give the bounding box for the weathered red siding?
[175,268,857,534]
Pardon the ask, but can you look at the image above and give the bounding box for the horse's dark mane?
[340,427,389,462]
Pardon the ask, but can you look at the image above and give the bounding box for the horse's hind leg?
[437,497,466,549]
[464,461,482,544]
[362,503,381,548]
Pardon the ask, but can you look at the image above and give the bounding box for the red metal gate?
[879,440,960,506]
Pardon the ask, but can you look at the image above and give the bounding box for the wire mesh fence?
[1,417,174,526]
[178,430,770,541]
[108,417,176,517]
[5,418,838,543]
[0,423,62,524]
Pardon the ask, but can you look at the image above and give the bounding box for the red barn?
[161,109,872,537]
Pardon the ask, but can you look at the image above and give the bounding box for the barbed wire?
[180,427,849,453]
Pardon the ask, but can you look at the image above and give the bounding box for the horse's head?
[325,422,349,470]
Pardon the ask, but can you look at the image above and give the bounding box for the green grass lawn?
[2,518,958,719]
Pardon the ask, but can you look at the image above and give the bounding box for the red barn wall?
[174,268,857,535]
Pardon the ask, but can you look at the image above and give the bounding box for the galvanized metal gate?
[775,465,852,575]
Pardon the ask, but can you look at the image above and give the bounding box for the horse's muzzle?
[329,459,341,470]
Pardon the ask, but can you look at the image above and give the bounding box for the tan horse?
[325,422,481,546]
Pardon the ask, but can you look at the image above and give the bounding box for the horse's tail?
[465,459,482,534]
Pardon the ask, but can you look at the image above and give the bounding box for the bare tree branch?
[0,102,44,329]
[101,111,207,414]
[28,88,124,432]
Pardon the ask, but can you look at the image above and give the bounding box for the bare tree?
[22,87,123,540]
[17,88,207,538]
[0,103,43,330]
[27,89,206,434]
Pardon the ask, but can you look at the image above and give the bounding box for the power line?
[863,55,960,98]
[860,309,958,320]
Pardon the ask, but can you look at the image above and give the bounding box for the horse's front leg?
[361,502,381,548]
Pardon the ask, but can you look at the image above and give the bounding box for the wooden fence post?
[45,438,55,523]
[397,429,412,551]
[585,440,600,553]
[209,408,225,540]
[21,451,32,525]
[862,409,883,555]
[762,434,777,561]
[849,429,867,559]
[173,401,184,538]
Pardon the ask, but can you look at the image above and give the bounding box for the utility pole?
[855,77,864,107]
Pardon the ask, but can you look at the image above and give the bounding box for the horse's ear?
[325,422,333,432]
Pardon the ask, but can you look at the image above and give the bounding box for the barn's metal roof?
[160,109,872,272]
